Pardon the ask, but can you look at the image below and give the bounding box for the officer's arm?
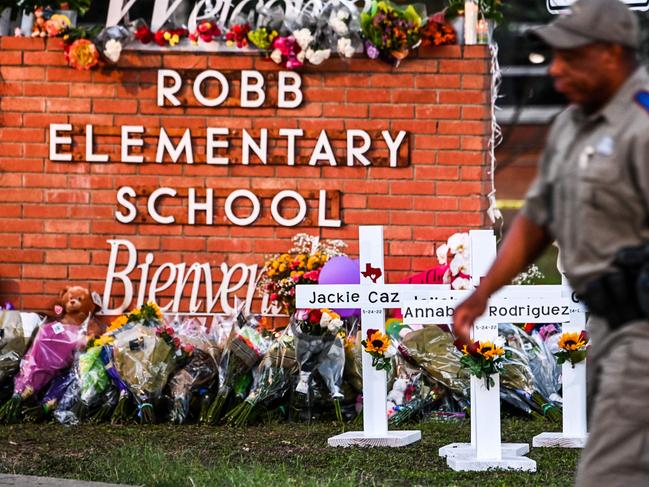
[452,213,552,346]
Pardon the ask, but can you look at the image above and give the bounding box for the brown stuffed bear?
[56,286,105,339]
[31,7,47,38]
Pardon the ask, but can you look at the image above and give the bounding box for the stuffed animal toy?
[54,286,105,339]
[31,7,47,38]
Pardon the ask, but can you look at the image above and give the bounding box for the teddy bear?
[54,286,105,339]
[31,7,47,38]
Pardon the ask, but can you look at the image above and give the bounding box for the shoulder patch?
[634,91,649,114]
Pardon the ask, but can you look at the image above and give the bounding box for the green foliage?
[554,349,587,367]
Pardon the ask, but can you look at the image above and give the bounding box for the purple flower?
[365,41,379,59]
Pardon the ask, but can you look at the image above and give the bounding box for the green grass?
[0,418,578,486]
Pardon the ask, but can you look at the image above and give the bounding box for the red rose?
[308,309,323,324]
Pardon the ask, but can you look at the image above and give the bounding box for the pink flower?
[182,343,195,354]
[270,293,279,301]
[295,309,310,320]
[172,337,181,348]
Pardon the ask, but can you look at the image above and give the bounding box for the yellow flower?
[107,315,128,333]
[163,31,171,40]
[94,334,115,347]
[558,332,587,352]
[365,330,390,354]
[148,301,163,320]
[477,341,505,360]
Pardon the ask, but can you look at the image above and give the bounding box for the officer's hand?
[452,291,488,348]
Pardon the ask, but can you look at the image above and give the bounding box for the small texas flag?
[361,263,382,283]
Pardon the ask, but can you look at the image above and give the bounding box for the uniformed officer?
[452,0,649,484]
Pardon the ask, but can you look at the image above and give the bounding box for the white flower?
[293,28,313,50]
[436,243,449,265]
[337,8,350,20]
[494,336,506,349]
[337,37,355,58]
[451,276,472,290]
[305,48,331,65]
[450,254,469,276]
[328,318,343,331]
[447,233,470,256]
[296,50,306,63]
[270,48,283,65]
[384,344,397,358]
[329,17,349,36]
[103,39,122,63]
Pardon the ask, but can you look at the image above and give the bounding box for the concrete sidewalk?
[0,474,137,487]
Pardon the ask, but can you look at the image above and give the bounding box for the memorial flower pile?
[362,329,396,374]
[258,233,346,315]
[555,331,589,368]
[455,338,509,390]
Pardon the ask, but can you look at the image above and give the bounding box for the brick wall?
[0,37,492,313]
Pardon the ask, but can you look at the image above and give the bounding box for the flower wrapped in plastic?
[0,317,87,423]
[167,317,223,424]
[225,331,297,426]
[95,25,133,64]
[205,311,270,423]
[0,311,41,386]
[292,309,345,400]
[258,233,346,315]
[400,324,562,419]
[107,302,185,423]
[360,0,425,65]
[50,340,112,425]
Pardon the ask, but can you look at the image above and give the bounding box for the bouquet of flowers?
[360,0,425,65]
[292,309,345,399]
[167,317,222,424]
[456,338,508,390]
[189,19,222,45]
[108,302,189,423]
[205,311,270,423]
[225,331,297,426]
[437,232,472,290]
[554,331,589,368]
[51,341,112,425]
[0,312,40,385]
[420,12,456,47]
[258,233,346,315]
[95,24,132,64]
[362,328,396,374]
[0,317,87,422]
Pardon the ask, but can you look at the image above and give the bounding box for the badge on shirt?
[595,135,615,156]
[52,323,65,334]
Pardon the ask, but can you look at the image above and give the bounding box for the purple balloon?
[318,256,361,318]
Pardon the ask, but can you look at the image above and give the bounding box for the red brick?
[47,98,91,113]
[0,51,22,65]
[0,66,44,81]
[0,37,44,50]
[436,181,482,196]
[24,51,66,66]
[1,97,45,112]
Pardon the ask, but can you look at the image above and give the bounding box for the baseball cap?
[532,0,640,50]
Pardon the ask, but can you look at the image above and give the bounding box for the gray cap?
[533,0,639,49]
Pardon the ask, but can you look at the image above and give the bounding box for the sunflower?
[477,341,505,360]
[107,314,128,333]
[558,332,587,352]
[364,329,390,355]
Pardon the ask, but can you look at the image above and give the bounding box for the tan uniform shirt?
[522,67,649,294]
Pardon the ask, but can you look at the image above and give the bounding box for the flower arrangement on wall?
[8,0,460,70]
